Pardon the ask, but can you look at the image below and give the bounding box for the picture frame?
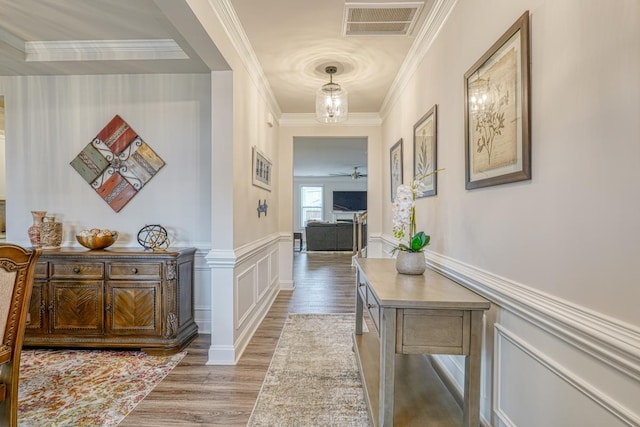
[413,104,438,198]
[389,139,403,202]
[464,11,531,190]
[252,146,272,191]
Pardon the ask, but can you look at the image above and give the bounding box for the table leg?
[379,307,396,426]
[463,310,483,426]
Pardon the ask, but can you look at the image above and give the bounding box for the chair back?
[0,244,41,427]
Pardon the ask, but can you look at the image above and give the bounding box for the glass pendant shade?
[315,66,348,123]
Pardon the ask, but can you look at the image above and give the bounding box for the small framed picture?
[464,11,531,190]
[252,146,272,191]
[413,105,438,198]
[389,139,403,202]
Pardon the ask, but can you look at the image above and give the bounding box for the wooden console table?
[24,247,198,354]
[353,258,490,426]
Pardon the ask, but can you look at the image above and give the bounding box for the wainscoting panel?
[236,265,257,330]
[205,233,281,364]
[494,325,634,427]
[256,254,270,301]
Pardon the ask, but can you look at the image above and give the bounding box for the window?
[300,186,323,227]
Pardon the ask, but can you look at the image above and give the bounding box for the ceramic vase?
[395,251,426,275]
[28,210,47,247]
[40,215,63,249]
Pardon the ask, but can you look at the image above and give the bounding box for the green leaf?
[409,232,430,252]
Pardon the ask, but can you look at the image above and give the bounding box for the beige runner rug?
[18,348,185,426]
[248,313,370,426]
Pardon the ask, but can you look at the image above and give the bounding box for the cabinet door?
[26,281,48,334]
[50,281,104,334]
[105,281,162,336]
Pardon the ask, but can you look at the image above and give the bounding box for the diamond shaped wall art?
[71,115,165,212]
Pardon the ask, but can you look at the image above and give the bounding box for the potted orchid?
[391,169,442,274]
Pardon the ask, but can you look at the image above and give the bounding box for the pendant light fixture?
[315,65,348,123]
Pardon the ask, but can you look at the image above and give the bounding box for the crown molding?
[206,0,282,117]
[379,0,458,120]
[279,112,382,127]
[24,39,188,62]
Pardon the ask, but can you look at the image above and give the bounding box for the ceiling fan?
[330,166,367,179]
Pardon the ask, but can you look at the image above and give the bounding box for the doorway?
[293,136,367,250]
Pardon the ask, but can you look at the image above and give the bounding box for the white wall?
[380,0,640,424]
[0,74,212,248]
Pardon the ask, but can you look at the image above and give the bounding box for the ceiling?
[0,0,440,176]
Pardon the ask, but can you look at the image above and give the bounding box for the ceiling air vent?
[343,2,423,36]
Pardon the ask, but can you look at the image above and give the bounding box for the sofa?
[305,221,366,251]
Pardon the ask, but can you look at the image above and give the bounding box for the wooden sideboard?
[353,258,490,426]
[24,247,198,354]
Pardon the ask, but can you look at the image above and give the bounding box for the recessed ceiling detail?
[25,39,188,62]
[342,2,423,36]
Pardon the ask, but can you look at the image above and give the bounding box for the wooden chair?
[0,244,41,427]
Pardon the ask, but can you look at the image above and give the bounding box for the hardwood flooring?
[121,251,359,426]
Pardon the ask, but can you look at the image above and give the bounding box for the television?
[332,191,367,212]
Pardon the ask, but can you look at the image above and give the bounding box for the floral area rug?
[248,313,370,426]
[18,348,186,427]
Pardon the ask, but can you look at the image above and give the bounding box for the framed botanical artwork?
[464,11,531,190]
[389,139,403,202]
[252,146,272,191]
[413,104,438,198]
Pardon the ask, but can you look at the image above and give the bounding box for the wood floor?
[121,251,359,426]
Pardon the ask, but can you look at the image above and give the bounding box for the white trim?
[207,345,236,365]
[25,39,188,62]
[206,0,281,117]
[235,264,257,329]
[278,112,382,127]
[379,0,458,120]
[422,250,640,381]
[494,324,640,426]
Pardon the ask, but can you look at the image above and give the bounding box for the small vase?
[28,210,47,247]
[395,251,426,275]
[40,215,63,249]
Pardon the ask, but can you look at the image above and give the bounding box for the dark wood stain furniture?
[24,247,197,355]
[353,258,490,426]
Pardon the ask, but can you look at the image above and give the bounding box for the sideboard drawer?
[50,262,104,279]
[108,262,162,280]
[34,261,48,279]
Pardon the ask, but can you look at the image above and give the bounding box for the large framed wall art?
[389,139,403,202]
[464,11,531,190]
[252,146,272,191]
[413,105,438,198]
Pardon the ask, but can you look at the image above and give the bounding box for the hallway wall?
[380,0,640,425]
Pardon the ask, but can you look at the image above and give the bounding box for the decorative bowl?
[76,230,118,250]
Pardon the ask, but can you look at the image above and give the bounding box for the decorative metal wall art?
[257,199,268,218]
[70,115,166,212]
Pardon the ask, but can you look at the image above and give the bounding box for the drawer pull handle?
[131,267,138,274]
[367,303,376,309]
[72,267,80,274]
[358,283,365,287]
